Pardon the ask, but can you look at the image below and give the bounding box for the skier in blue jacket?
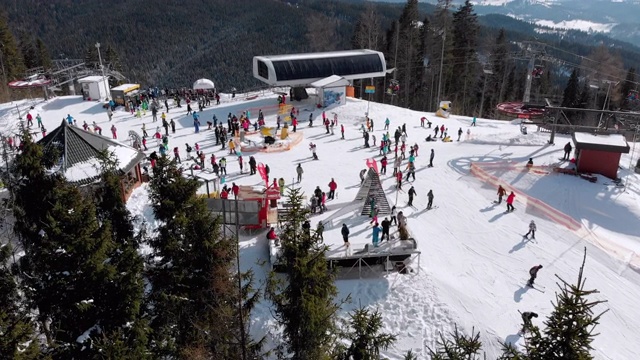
[372,223,381,247]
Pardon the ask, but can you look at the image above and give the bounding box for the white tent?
[193,78,215,90]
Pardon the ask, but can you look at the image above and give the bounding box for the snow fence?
[470,162,640,272]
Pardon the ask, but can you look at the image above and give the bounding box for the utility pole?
[479,69,493,119]
[95,43,110,101]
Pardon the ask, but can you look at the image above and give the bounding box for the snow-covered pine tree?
[525,248,608,360]
[265,187,343,359]
[146,156,262,359]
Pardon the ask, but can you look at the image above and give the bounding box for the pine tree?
[266,187,343,359]
[18,33,38,70]
[0,14,25,80]
[0,243,41,359]
[35,38,53,71]
[104,44,122,73]
[561,69,580,108]
[428,325,483,359]
[11,133,141,358]
[451,0,479,114]
[147,156,261,359]
[525,249,608,359]
[333,307,397,360]
[92,153,149,358]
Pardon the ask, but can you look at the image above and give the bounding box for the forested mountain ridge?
[2,0,640,91]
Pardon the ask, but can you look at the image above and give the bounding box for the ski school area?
[2,84,640,358]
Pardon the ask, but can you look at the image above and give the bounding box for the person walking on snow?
[525,220,537,239]
[428,149,435,167]
[296,163,303,183]
[341,124,345,139]
[457,127,463,141]
[390,206,398,226]
[471,117,477,126]
[427,190,434,210]
[328,178,337,200]
[563,142,572,160]
[110,125,117,139]
[341,223,350,247]
[372,223,381,247]
[527,265,543,287]
[384,118,390,130]
[506,191,516,212]
[521,312,538,333]
[170,118,176,134]
[497,185,507,204]
[408,186,417,206]
[381,217,390,241]
[193,112,201,133]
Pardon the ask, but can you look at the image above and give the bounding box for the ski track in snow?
[10,93,640,359]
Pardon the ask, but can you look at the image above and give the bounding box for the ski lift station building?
[252,49,387,87]
[252,49,387,107]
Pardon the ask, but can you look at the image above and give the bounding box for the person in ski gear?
[328,178,337,199]
[427,190,434,210]
[381,217,391,241]
[471,117,477,126]
[359,169,367,185]
[296,163,303,183]
[309,142,318,160]
[341,124,345,139]
[278,178,286,195]
[506,191,516,212]
[110,124,117,139]
[527,265,543,287]
[457,128,463,141]
[341,223,350,247]
[521,311,538,333]
[393,156,401,176]
[405,162,416,181]
[525,220,537,239]
[384,118,390,130]
[316,221,325,241]
[439,124,445,138]
[408,186,416,206]
[380,156,388,175]
[390,206,397,226]
[170,118,176,133]
[372,223,381,247]
[396,169,403,189]
[173,147,181,163]
[232,183,240,198]
[497,185,506,204]
[563,142,572,160]
[428,149,435,167]
[526,158,533,168]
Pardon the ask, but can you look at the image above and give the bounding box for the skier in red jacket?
[506,191,516,212]
[328,178,337,200]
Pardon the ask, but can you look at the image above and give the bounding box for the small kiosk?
[77,76,110,101]
[111,83,141,108]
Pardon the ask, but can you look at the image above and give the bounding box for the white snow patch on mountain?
[535,19,617,33]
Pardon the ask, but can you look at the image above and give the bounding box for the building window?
[258,61,269,79]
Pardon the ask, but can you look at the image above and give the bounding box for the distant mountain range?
[372,0,640,47]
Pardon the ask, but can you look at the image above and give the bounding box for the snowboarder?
[527,265,543,287]
[497,185,506,204]
[428,149,435,167]
[341,223,350,247]
[506,191,516,212]
[525,220,537,240]
[521,312,538,333]
[563,142,572,160]
[427,190,434,210]
[328,178,337,200]
[296,163,303,183]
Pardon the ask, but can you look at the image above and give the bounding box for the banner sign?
[257,163,268,186]
[365,158,379,174]
[365,86,375,94]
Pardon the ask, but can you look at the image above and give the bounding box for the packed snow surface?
[8,92,640,359]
